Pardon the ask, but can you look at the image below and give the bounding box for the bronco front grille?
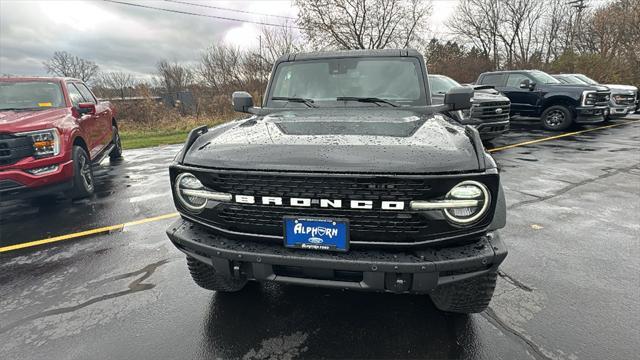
[470,101,510,123]
[178,170,499,246]
[218,204,429,234]
[200,172,435,201]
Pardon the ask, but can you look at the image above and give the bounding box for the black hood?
[469,91,509,102]
[182,109,482,173]
[547,83,609,92]
[432,90,509,104]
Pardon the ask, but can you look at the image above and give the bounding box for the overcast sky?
[0,0,458,80]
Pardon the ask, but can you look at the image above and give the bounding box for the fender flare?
[488,184,506,230]
[542,94,580,109]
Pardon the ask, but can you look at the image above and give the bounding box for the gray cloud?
[1,0,455,79]
[0,0,297,79]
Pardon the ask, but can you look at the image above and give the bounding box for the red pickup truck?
[0,77,122,200]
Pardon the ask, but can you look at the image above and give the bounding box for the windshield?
[428,75,460,95]
[557,75,589,85]
[0,81,65,110]
[573,74,599,85]
[529,71,561,85]
[269,57,426,107]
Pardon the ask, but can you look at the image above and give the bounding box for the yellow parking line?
[0,212,178,253]
[2,119,638,254]
[488,120,637,153]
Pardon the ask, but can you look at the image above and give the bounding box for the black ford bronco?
[166,49,507,314]
[476,70,610,131]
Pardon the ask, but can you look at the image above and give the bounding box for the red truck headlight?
[15,128,60,158]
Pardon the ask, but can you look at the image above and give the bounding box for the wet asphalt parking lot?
[1,116,639,360]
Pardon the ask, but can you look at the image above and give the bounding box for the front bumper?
[608,104,636,118]
[0,159,74,200]
[575,105,608,123]
[167,218,507,293]
[473,120,510,140]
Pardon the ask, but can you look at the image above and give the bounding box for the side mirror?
[77,102,96,115]
[232,91,254,113]
[444,86,473,111]
[519,79,535,90]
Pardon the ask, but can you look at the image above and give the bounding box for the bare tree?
[449,0,577,69]
[497,0,545,68]
[258,22,303,68]
[98,72,135,99]
[157,60,194,93]
[242,23,304,90]
[425,39,492,83]
[540,0,574,64]
[577,0,640,83]
[448,0,500,68]
[43,51,99,83]
[295,0,432,49]
[198,44,245,92]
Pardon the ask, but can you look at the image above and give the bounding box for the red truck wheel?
[110,126,123,160]
[70,146,95,199]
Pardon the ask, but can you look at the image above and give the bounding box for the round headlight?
[443,180,490,225]
[175,173,207,211]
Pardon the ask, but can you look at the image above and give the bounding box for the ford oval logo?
[308,237,324,244]
[495,108,503,114]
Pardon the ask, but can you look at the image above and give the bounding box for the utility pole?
[259,34,263,107]
[567,0,589,71]
[493,0,499,70]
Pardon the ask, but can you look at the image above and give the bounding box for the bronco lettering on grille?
[234,195,405,210]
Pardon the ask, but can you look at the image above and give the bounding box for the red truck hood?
[0,108,69,133]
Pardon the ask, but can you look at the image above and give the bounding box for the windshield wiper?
[337,97,399,107]
[271,97,317,108]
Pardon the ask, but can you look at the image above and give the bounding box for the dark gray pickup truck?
[477,70,610,130]
[166,49,507,314]
[430,74,510,141]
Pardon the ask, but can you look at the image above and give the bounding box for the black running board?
[91,143,116,165]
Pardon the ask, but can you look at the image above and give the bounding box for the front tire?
[187,256,247,292]
[541,105,573,131]
[430,270,498,314]
[69,145,95,199]
[109,126,123,160]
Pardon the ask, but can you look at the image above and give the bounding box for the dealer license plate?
[283,217,349,252]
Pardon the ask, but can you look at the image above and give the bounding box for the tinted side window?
[506,73,532,87]
[74,83,97,104]
[479,74,505,87]
[66,83,84,107]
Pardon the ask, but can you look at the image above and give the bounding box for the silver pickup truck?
[554,74,638,118]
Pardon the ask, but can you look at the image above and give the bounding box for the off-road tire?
[540,105,573,131]
[69,145,95,199]
[430,270,498,314]
[109,125,123,159]
[187,256,247,292]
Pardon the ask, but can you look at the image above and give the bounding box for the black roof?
[480,70,542,75]
[277,49,422,63]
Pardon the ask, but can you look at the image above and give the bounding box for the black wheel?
[541,105,573,131]
[430,270,498,314]
[187,256,247,292]
[69,145,95,199]
[109,125,123,159]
